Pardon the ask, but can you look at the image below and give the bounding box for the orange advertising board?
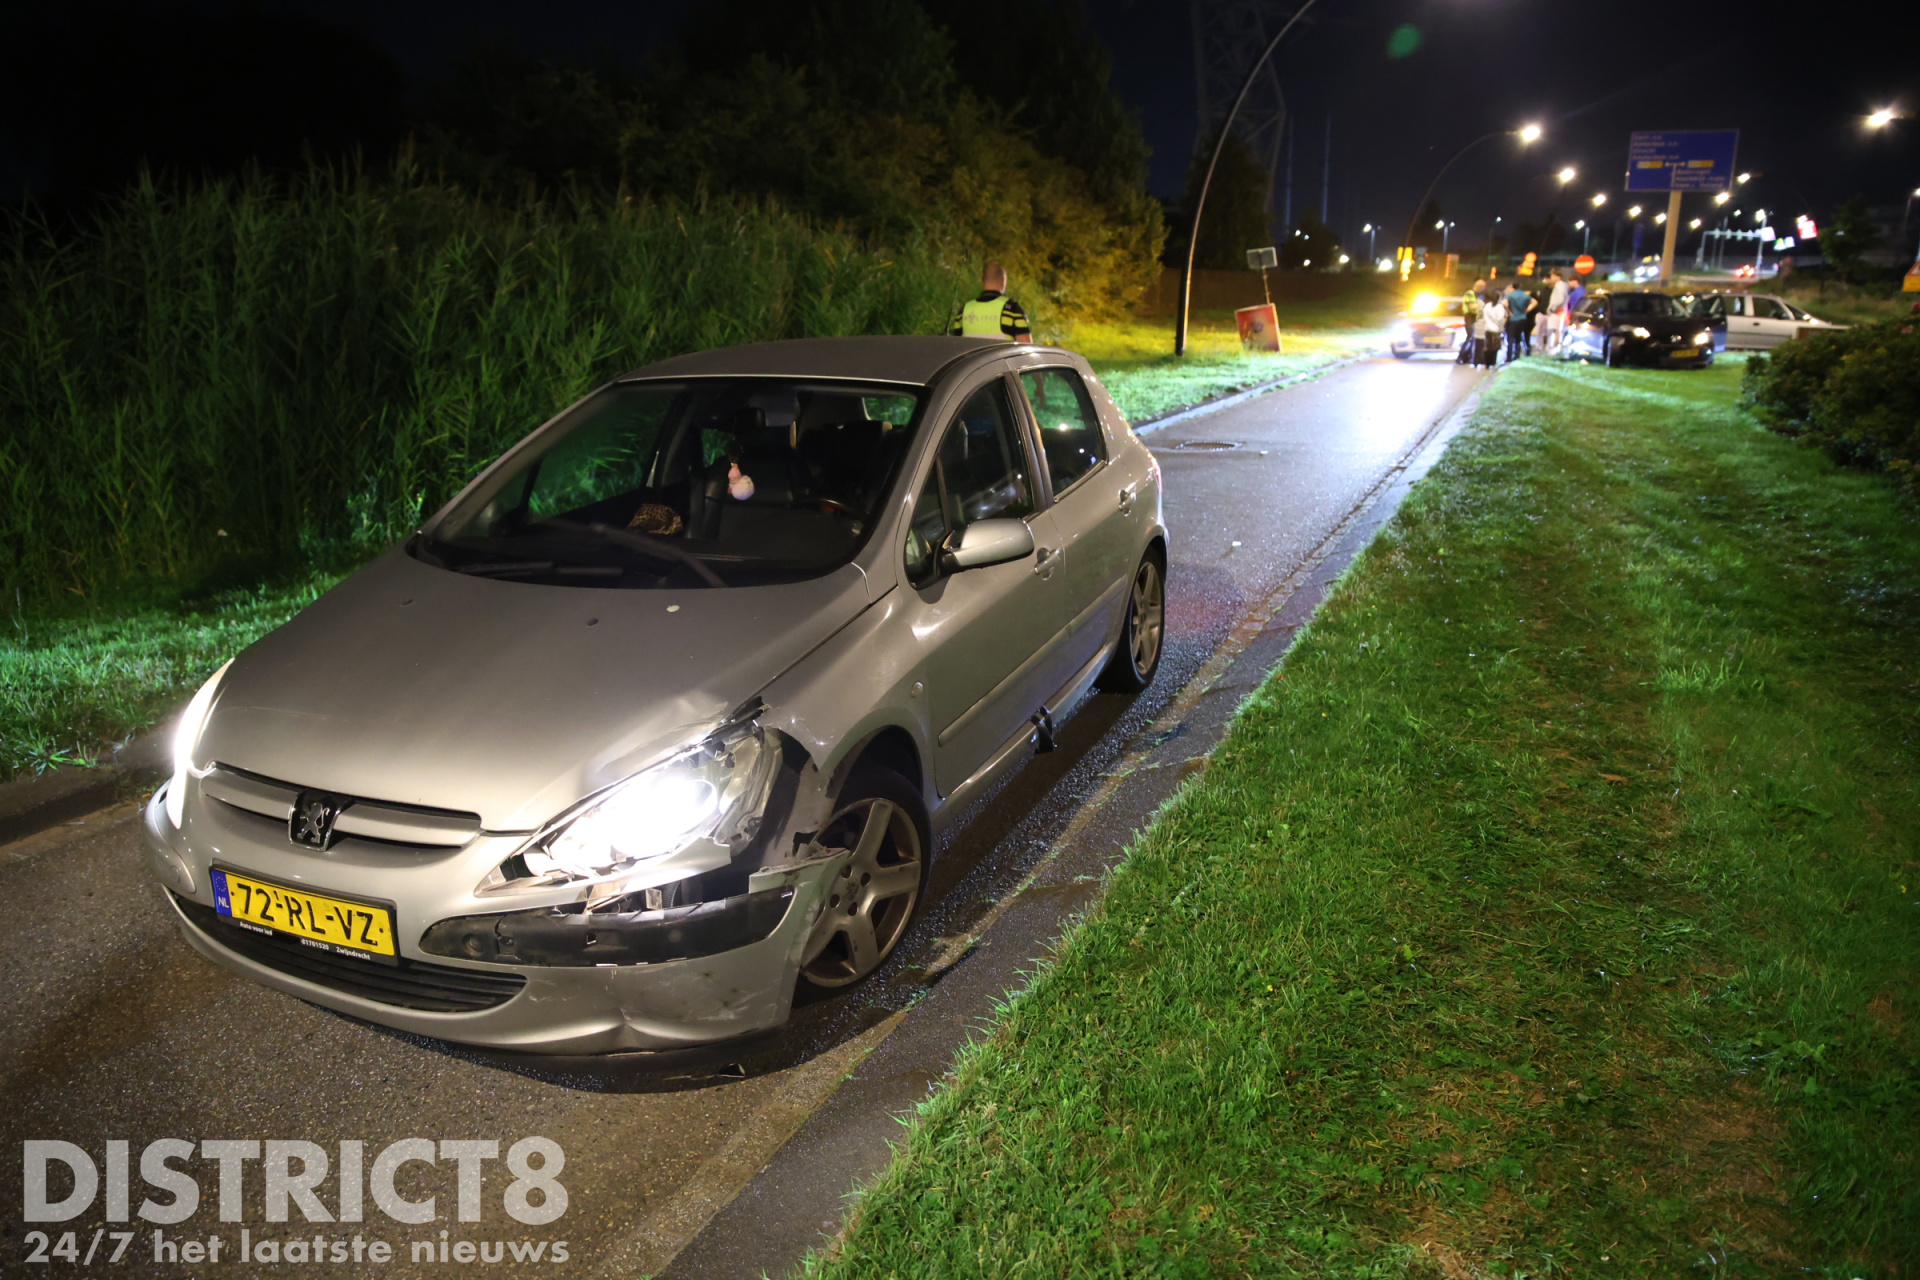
[1236,303,1281,352]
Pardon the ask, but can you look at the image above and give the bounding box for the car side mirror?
[939,518,1035,574]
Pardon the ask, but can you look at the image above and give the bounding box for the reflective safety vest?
[958,295,1013,338]
[1461,290,1480,318]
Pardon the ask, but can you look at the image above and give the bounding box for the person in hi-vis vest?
[948,261,1032,342]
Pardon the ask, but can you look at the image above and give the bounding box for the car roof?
[618,335,1027,387]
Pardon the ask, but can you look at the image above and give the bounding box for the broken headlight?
[481,720,778,896]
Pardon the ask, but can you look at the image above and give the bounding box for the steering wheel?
[816,497,856,518]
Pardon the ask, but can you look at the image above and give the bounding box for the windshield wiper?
[533,518,727,587]
[455,560,557,577]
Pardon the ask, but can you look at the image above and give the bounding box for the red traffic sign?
[1574,254,1596,275]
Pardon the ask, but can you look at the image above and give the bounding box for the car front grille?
[200,765,482,851]
[173,894,526,1013]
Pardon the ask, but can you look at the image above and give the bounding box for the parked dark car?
[1559,291,1719,369]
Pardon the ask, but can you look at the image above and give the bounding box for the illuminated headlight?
[1629,326,1652,339]
[485,721,779,894]
[1693,331,1712,346]
[165,661,232,827]
[1390,322,1412,340]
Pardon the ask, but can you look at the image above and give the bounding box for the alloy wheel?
[801,795,924,987]
[1128,558,1165,679]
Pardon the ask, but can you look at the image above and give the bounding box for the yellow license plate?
[211,867,396,960]
[1671,347,1698,358]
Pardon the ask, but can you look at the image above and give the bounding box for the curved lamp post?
[1174,0,1322,356]
[1400,123,1541,277]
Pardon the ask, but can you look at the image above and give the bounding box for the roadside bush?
[0,167,973,604]
[1742,320,1920,493]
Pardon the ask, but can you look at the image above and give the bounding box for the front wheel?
[1097,552,1166,693]
[799,768,929,990]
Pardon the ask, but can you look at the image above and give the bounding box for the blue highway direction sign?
[1626,130,1739,193]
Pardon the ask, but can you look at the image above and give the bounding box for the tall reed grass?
[0,167,973,604]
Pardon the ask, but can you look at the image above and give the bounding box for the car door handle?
[1032,545,1058,578]
[1117,484,1137,515]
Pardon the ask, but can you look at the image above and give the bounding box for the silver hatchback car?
[145,336,1167,1055]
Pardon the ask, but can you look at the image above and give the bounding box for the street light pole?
[1363,222,1377,265]
[1175,0,1322,356]
[1400,123,1541,279]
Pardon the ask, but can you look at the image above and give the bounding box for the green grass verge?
[803,356,1919,1277]
[0,313,1389,782]
[0,572,342,777]
[1071,302,1389,425]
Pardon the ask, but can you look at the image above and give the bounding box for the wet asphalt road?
[0,354,1480,1279]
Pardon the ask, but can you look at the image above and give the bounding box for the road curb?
[0,721,172,847]
[657,371,1488,1280]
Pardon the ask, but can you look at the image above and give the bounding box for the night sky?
[1103,0,1920,257]
[6,0,1920,257]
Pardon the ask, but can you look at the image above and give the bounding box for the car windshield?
[1611,293,1684,317]
[420,379,920,588]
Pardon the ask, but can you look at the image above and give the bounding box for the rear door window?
[1017,368,1107,496]
[1753,297,1792,320]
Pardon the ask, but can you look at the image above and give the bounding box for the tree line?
[2,0,1164,323]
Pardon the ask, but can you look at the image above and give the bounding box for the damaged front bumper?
[143,786,843,1054]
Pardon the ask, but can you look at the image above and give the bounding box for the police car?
[1388,293,1468,359]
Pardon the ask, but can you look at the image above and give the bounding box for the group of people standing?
[1454,268,1587,368]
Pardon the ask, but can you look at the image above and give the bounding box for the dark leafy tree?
[1820,196,1882,284]
[1516,214,1566,256]
[1280,214,1344,270]
[1541,217,1568,256]
[922,0,1151,204]
[415,40,634,195]
[1170,129,1270,270]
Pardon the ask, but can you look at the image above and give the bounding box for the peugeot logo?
[289,792,345,850]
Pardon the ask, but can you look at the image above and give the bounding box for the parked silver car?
[144,336,1167,1054]
[1686,292,1845,349]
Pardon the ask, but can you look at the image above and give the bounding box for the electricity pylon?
[1190,0,1292,226]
